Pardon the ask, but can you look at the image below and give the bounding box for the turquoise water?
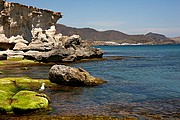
[68,45,180,118]
[1,45,180,118]
[72,45,180,102]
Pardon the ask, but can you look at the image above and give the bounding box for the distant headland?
[56,24,177,46]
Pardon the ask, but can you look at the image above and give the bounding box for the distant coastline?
[56,24,177,45]
[84,40,177,46]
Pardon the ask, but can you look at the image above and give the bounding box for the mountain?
[56,24,128,41]
[56,24,176,45]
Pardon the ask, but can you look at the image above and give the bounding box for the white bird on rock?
[39,83,45,92]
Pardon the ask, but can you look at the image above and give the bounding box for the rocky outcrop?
[23,35,104,62]
[0,0,104,62]
[0,0,62,50]
[0,0,61,44]
[49,65,106,86]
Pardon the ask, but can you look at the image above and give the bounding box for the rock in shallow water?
[0,77,52,114]
[49,65,107,86]
[11,90,49,114]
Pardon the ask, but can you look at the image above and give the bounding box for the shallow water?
[0,44,180,119]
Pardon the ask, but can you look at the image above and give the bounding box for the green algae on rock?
[0,90,13,113]
[11,90,49,114]
[0,77,54,114]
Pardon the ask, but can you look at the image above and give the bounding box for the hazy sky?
[7,0,180,37]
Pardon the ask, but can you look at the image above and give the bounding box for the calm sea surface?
[1,44,180,119]
[69,45,180,118]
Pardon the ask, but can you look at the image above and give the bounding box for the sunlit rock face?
[0,0,104,61]
[0,0,62,43]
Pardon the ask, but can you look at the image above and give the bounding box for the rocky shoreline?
[0,0,108,117]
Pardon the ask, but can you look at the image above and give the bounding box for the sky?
[7,0,180,37]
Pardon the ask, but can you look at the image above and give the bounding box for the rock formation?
[0,0,104,62]
[49,65,106,86]
[0,0,61,43]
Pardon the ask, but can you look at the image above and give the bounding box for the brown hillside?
[56,24,175,44]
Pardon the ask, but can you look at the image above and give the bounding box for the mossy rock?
[0,78,30,94]
[0,77,55,114]
[7,57,37,64]
[0,79,16,94]
[0,90,13,113]
[0,77,55,92]
[11,90,49,114]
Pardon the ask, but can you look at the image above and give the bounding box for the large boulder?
[11,90,49,114]
[49,65,106,86]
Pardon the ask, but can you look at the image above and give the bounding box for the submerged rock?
[49,65,106,86]
[11,90,49,114]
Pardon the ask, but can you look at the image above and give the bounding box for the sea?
[1,44,180,119]
[69,44,180,119]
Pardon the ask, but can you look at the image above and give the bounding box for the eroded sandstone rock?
[0,0,62,41]
[0,0,104,62]
[0,0,62,47]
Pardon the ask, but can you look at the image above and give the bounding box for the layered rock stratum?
[0,0,103,62]
[0,0,61,44]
